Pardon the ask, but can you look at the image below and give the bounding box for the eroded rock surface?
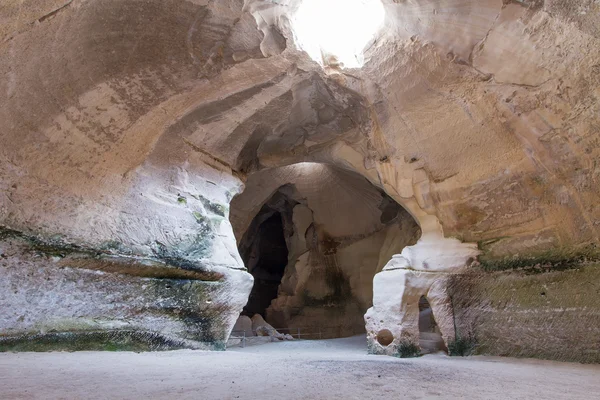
[231,164,420,338]
[0,0,599,358]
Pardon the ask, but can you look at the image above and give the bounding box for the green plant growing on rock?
[448,335,477,357]
[395,341,421,358]
[192,211,206,224]
[0,330,192,353]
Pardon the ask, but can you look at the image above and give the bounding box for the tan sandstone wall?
[449,262,600,363]
[1,0,598,354]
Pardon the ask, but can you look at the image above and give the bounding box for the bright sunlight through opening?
[292,0,385,69]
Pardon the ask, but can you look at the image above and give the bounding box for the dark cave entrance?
[238,189,298,318]
[242,212,289,316]
[418,295,447,354]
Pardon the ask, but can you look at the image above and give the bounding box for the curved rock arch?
[1,0,599,357]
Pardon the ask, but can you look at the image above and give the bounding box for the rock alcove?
[230,163,421,339]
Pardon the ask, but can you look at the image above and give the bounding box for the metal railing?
[229,326,354,348]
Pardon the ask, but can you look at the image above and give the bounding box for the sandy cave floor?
[1,336,599,400]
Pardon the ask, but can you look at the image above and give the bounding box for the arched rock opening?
[1,0,599,361]
[418,296,446,354]
[230,163,421,339]
[238,190,296,317]
[242,212,288,316]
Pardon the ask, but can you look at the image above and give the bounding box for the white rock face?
[365,269,451,356]
[365,227,480,356]
[399,224,480,273]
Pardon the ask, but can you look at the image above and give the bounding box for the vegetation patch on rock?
[0,330,199,352]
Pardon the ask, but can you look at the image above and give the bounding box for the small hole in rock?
[376,329,394,346]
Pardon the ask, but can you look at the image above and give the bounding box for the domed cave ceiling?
[0,0,598,360]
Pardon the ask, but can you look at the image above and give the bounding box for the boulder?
[251,314,285,340]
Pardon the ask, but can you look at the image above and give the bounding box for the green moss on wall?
[151,232,214,267]
[448,335,477,357]
[449,262,600,363]
[477,245,600,273]
[0,226,88,258]
[190,194,228,217]
[0,225,223,282]
[0,226,22,240]
[0,330,192,352]
[0,226,234,352]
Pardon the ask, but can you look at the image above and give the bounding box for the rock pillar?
[365,230,479,357]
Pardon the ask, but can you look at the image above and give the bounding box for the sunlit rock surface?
[0,0,599,359]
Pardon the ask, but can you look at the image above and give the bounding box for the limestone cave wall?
[448,261,600,363]
[231,164,421,338]
[0,0,598,356]
[0,234,236,351]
